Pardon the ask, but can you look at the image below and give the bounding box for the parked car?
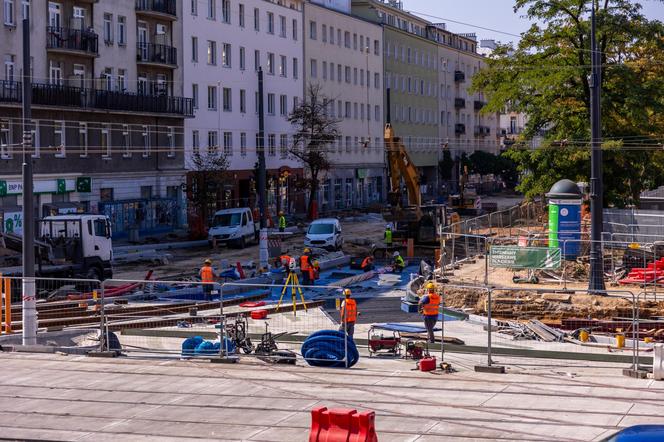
[208,208,258,249]
[304,218,343,251]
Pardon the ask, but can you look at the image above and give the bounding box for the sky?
[401,0,664,45]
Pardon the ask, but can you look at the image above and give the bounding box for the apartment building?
[352,0,500,194]
[303,0,385,212]
[183,0,305,219]
[0,0,192,237]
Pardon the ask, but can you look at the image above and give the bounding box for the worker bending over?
[278,211,286,232]
[392,251,405,273]
[339,289,358,338]
[419,282,440,343]
[300,248,314,285]
[384,224,393,247]
[361,255,374,272]
[200,259,218,301]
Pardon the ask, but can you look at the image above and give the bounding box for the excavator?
[383,89,447,244]
[448,164,481,216]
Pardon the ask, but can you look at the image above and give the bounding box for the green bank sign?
[489,246,562,269]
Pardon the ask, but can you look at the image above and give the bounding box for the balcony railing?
[0,81,193,117]
[455,124,466,135]
[137,43,177,67]
[474,100,486,111]
[454,71,465,82]
[474,125,491,136]
[454,98,466,109]
[46,27,99,55]
[136,0,177,17]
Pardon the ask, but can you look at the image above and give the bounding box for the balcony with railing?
[474,100,486,111]
[454,70,465,82]
[46,27,99,56]
[454,98,466,109]
[136,0,177,19]
[0,81,193,117]
[474,125,491,136]
[137,43,177,67]
[455,123,466,135]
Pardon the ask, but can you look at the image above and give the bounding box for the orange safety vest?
[300,255,311,271]
[341,299,357,322]
[280,255,291,266]
[422,292,441,316]
[361,256,373,269]
[200,266,214,283]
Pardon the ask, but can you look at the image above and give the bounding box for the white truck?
[0,214,113,280]
[207,208,259,249]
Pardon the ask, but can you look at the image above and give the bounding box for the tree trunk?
[308,172,318,220]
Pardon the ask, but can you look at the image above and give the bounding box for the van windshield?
[308,223,334,234]
[213,213,242,227]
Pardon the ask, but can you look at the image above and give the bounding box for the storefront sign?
[3,211,22,235]
[0,178,76,196]
[490,246,561,269]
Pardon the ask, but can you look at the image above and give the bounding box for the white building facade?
[183,0,305,214]
[304,1,385,212]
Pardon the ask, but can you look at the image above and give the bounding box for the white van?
[304,218,343,251]
[208,208,258,248]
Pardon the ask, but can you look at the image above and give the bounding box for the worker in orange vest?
[360,255,374,272]
[300,248,313,285]
[339,288,358,338]
[418,282,440,343]
[199,259,218,301]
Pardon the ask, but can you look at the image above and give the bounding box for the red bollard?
[349,411,377,442]
[309,407,328,442]
[310,407,377,442]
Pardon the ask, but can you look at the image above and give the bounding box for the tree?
[288,84,340,219]
[472,0,664,206]
[188,149,230,229]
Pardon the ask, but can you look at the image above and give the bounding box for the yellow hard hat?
[343,288,352,297]
[204,259,212,265]
[304,248,311,253]
[426,282,436,290]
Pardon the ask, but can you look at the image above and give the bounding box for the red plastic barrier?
[309,406,377,442]
[239,301,266,308]
[250,309,268,320]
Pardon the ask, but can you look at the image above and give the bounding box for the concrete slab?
[0,352,658,441]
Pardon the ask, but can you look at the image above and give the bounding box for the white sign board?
[3,211,23,235]
[3,179,75,195]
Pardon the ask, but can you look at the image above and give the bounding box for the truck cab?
[207,208,258,249]
[40,214,113,280]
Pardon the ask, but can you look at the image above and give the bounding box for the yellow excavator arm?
[384,123,421,208]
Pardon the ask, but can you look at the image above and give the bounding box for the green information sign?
[489,246,562,269]
[56,179,66,194]
[76,176,92,193]
[0,180,6,197]
[548,203,559,247]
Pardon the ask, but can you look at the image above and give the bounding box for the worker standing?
[300,248,312,285]
[392,251,405,273]
[199,259,218,301]
[384,224,393,248]
[278,211,286,232]
[419,282,441,343]
[339,289,358,338]
[360,255,375,272]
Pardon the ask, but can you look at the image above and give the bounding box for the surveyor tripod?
[276,271,308,316]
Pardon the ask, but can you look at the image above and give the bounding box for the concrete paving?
[0,350,660,441]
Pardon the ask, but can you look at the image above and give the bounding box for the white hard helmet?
[386,224,391,229]
[393,251,400,257]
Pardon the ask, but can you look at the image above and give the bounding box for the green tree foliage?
[472,0,664,206]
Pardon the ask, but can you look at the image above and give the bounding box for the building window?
[207,130,218,152]
[279,55,286,77]
[254,49,260,71]
[310,59,317,78]
[78,123,88,157]
[117,69,126,91]
[329,26,334,44]
[267,11,274,34]
[191,36,198,62]
[292,18,297,40]
[4,0,14,25]
[222,87,232,111]
[221,0,230,23]
[103,13,113,44]
[239,46,245,70]
[345,102,350,118]
[192,83,199,108]
[208,85,217,110]
[279,94,287,116]
[345,66,350,83]
[240,132,246,156]
[353,33,357,50]
[20,0,26,20]
[122,125,131,158]
[309,20,316,40]
[322,24,327,43]
[223,131,232,155]
[279,15,286,38]
[142,125,149,157]
[192,129,200,155]
[207,0,215,19]
[329,62,334,81]
[222,43,231,67]
[102,124,111,158]
[322,61,327,80]
[239,89,246,113]
[4,54,14,81]
[267,52,274,74]
[49,61,62,85]
[140,186,152,199]
[238,3,244,27]
[280,134,287,158]
[100,188,114,202]
[207,40,216,65]
[191,0,197,15]
[374,72,380,89]
[267,93,275,115]
[292,57,298,79]
[268,134,275,156]
[0,119,11,159]
[344,31,350,48]
[253,7,259,31]
[54,121,65,157]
